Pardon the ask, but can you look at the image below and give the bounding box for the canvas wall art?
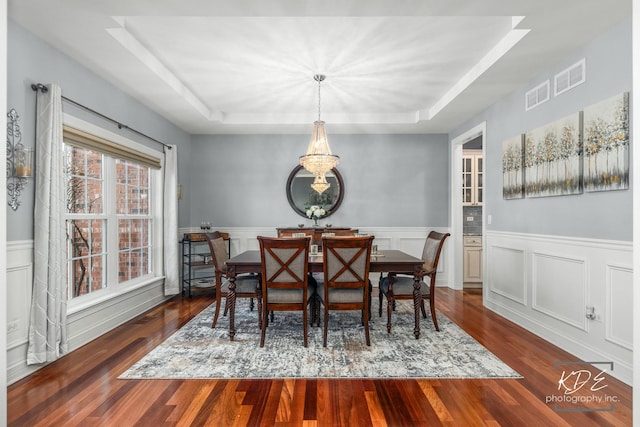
[524,113,582,198]
[502,135,524,199]
[582,92,629,192]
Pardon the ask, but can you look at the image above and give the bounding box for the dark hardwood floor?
[8,288,632,426]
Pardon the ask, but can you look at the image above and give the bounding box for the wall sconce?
[6,108,33,211]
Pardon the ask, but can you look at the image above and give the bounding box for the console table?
[276,227,359,246]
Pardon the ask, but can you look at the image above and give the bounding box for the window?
[63,118,162,303]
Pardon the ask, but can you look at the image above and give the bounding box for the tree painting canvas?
[582,92,629,192]
[524,113,582,198]
[502,135,524,199]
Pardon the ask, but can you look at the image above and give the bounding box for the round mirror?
[286,165,344,218]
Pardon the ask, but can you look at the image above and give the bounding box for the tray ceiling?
[8,0,631,134]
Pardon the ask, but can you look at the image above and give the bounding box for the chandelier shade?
[299,75,339,181]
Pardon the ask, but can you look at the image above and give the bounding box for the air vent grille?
[525,80,550,111]
[554,58,586,96]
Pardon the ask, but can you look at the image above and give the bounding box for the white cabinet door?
[463,246,483,283]
[462,150,483,206]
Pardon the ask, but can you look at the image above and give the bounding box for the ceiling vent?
[525,80,550,111]
[554,58,586,96]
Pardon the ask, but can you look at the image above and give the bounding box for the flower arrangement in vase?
[306,205,327,226]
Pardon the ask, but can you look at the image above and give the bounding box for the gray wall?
[190,133,449,228]
[6,20,193,241]
[451,17,632,241]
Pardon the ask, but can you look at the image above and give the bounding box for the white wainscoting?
[485,231,633,385]
[6,241,170,384]
[180,226,451,287]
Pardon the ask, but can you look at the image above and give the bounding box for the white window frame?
[63,114,164,313]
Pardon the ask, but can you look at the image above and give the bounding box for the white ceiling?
[8,0,631,135]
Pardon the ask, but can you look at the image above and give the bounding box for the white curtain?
[163,144,179,295]
[27,83,67,364]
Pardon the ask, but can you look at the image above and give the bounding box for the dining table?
[224,249,426,341]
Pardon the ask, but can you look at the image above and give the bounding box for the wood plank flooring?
[8,289,632,426]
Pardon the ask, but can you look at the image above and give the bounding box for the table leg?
[228,265,237,341]
[386,276,393,333]
[413,273,421,339]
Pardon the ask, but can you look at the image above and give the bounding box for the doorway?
[461,137,483,288]
[449,122,486,300]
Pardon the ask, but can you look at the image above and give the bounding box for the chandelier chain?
[317,76,321,122]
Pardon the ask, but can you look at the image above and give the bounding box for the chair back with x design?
[320,235,374,346]
[257,236,312,347]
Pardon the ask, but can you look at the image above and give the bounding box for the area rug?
[119,300,521,379]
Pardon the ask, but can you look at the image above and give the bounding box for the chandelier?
[310,174,330,194]
[299,74,339,193]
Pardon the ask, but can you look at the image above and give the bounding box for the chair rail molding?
[484,230,632,385]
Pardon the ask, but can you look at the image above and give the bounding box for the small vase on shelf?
[313,217,319,227]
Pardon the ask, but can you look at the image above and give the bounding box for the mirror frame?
[286,165,344,218]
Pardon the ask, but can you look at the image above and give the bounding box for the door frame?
[449,122,486,293]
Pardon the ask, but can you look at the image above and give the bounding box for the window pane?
[116,183,127,214]
[139,188,149,215]
[140,167,149,187]
[130,249,142,280]
[119,219,131,250]
[127,164,139,186]
[116,161,126,184]
[117,217,152,283]
[86,150,102,179]
[64,145,103,214]
[118,251,130,283]
[90,219,103,254]
[67,219,106,298]
[69,258,89,297]
[90,255,105,292]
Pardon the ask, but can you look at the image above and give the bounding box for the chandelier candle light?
[299,74,339,194]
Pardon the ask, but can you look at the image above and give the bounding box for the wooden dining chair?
[257,236,314,347]
[379,231,450,334]
[318,235,375,347]
[204,232,261,329]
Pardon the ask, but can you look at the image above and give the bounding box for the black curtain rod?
[31,83,172,151]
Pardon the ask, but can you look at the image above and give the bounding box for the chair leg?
[316,296,321,326]
[378,290,383,317]
[429,299,439,331]
[211,298,222,328]
[323,305,329,347]
[223,300,229,317]
[259,304,267,347]
[386,295,393,333]
[364,302,371,346]
[421,300,427,318]
[303,304,308,348]
[368,280,373,321]
[312,294,320,327]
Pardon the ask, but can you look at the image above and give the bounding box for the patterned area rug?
[119,300,521,379]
